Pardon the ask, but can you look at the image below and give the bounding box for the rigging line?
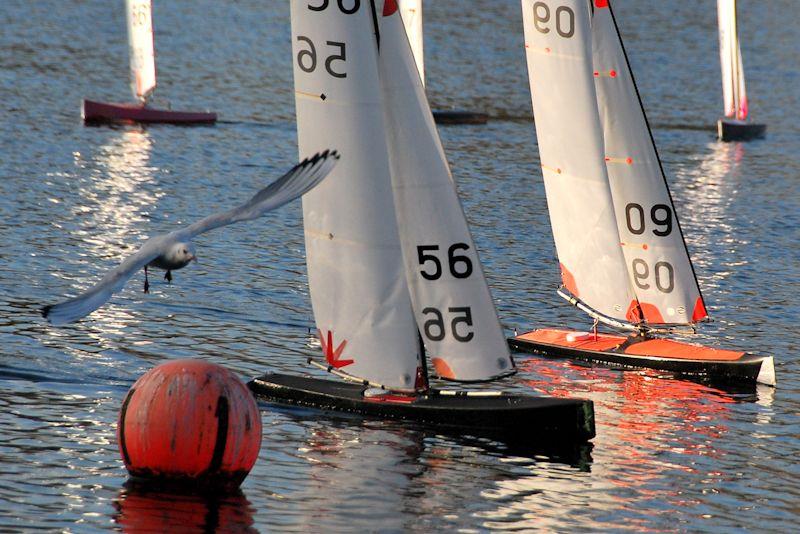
[368,0,381,51]
[604,1,709,317]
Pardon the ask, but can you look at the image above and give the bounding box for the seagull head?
[165,241,197,269]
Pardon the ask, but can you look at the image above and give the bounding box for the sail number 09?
[532,2,575,38]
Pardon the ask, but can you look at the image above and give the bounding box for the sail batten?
[126,0,157,102]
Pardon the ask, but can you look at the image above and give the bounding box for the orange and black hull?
[509,328,775,387]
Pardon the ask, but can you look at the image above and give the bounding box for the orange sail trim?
[431,358,455,379]
[559,263,579,297]
[691,297,708,322]
[623,338,744,361]
[626,300,665,324]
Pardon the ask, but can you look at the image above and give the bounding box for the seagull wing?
[42,236,169,325]
[180,149,339,239]
[43,151,338,325]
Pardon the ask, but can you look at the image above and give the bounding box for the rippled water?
[1,0,798,531]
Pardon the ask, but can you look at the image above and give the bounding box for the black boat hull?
[248,373,595,443]
[717,118,766,141]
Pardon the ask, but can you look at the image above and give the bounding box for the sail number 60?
[532,2,575,38]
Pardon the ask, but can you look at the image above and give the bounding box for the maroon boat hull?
[82,99,217,124]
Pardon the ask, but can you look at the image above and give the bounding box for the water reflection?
[69,128,160,338]
[113,482,257,533]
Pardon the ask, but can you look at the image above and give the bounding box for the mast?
[126,0,157,104]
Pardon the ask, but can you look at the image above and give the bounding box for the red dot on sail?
[383,0,398,16]
[595,0,609,8]
[609,70,617,78]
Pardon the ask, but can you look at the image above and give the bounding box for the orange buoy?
[118,359,262,489]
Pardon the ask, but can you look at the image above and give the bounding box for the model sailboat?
[397,0,488,124]
[509,0,774,387]
[716,0,765,141]
[82,0,217,124]
[248,0,594,443]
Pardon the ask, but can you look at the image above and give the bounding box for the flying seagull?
[42,150,339,325]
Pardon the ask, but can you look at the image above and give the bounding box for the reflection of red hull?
[509,328,775,387]
[82,99,217,124]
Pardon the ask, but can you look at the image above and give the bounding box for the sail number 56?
[422,307,474,343]
[532,2,575,38]
[296,37,347,78]
[417,244,473,280]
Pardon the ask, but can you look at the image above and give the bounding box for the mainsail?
[521,0,706,327]
[292,0,513,388]
[126,0,157,103]
[717,0,748,120]
[292,0,420,390]
[398,0,425,85]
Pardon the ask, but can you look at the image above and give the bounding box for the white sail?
[377,4,515,381]
[291,0,420,390]
[398,0,425,86]
[521,0,636,322]
[126,0,157,102]
[591,2,707,325]
[717,0,748,120]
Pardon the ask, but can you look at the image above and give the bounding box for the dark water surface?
[1,0,798,531]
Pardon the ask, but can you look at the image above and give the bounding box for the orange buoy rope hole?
[118,359,262,490]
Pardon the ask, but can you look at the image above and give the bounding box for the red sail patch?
[319,330,353,368]
[595,0,609,7]
[691,297,708,322]
[383,0,398,16]
[626,300,664,324]
[431,358,455,379]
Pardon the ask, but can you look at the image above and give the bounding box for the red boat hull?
[82,99,217,124]
[509,328,775,387]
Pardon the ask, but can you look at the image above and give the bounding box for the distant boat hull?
[432,109,489,125]
[509,328,775,387]
[248,372,595,444]
[82,99,217,124]
[717,118,766,141]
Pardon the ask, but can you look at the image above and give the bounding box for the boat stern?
[756,356,776,387]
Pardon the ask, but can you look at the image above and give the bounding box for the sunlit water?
[1,0,798,531]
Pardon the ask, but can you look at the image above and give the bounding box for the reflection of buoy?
[118,359,262,489]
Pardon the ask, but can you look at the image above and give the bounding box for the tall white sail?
[591,2,707,325]
[398,0,425,86]
[126,0,157,103]
[378,4,515,381]
[292,0,420,390]
[717,0,748,120]
[521,0,636,322]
